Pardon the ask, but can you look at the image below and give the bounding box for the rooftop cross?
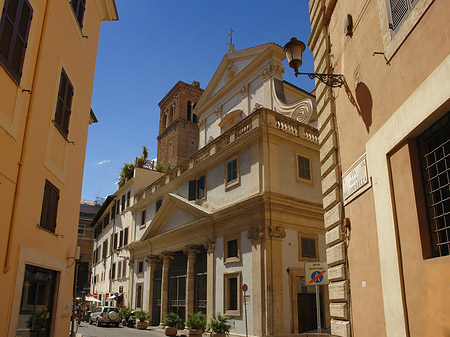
[226,28,235,52]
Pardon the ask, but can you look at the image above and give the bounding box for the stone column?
[268,226,286,335]
[184,246,200,321]
[247,228,265,337]
[160,252,173,323]
[205,239,215,322]
[145,256,159,316]
[128,260,134,308]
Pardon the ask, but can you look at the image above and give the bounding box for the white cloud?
[96,160,110,166]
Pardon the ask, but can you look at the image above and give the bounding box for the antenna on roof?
[226,29,235,53]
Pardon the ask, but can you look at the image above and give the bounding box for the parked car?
[89,306,120,327]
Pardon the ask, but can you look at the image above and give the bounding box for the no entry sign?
[305,262,328,286]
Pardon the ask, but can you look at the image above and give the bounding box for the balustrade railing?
[137,108,318,200]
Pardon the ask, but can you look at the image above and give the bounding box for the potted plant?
[135,310,149,330]
[120,306,132,324]
[163,312,182,336]
[207,314,231,337]
[186,311,206,337]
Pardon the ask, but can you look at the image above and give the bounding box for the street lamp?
[283,37,345,88]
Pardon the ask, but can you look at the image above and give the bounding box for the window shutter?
[124,227,129,245]
[40,182,51,229]
[197,175,205,199]
[40,180,59,232]
[156,199,162,212]
[0,0,33,83]
[188,180,197,200]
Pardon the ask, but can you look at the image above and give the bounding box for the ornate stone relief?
[214,105,223,118]
[262,63,284,80]
[160,251,174,261]
[240,84,249,98]
[198,119,206,130]
[247,228,264,242]
[204,239,216,253]
[269,226,286,239]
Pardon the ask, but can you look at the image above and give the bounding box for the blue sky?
[81,0,315,201]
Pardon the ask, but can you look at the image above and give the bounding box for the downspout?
[4,0,52,274]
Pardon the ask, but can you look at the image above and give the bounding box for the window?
[111,204,115,220]
[137,260,144,275]
[114,233,118,250]
[111,263,116,280]
[122,260,127,278]
[136,283,143,309]
[70,0,86,28]
[156,199,162,212]
[126,191,131,207]
[387,0,417,32]
[124,227,129,246]
[54,69,74,137]
[119,230,123,248]
[16,265,57,336]
[102,239,108,259]
[140,210,146,227]
[40,179,60,233]
[417,110,450,258]
[117,261,122,279]
[0,0,33,84]
[78,225,85,235]
[225,157,239,188]
[297,154,311,181]
[224,272,241,316]
[121,195,125,212]
[299,235,318,260]
[224,235,241,264]
[188,175,206,200]
[116,200,120,215]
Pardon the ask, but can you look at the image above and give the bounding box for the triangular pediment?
[195,43,284,116]
[140,193,212,240]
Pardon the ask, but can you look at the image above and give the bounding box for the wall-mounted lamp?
[283,37,345,88]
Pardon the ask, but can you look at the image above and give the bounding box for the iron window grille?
[387,0,418,32]
[417,110,450,257]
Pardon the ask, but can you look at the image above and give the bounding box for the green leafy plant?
[156,162,173,173]
[120,306,132,319]
[118,162,135,187]
[142,146,148,161]
[135,310,150,322]
[163,312,183,328]
[207,314,231,334]
[186,311,206,331]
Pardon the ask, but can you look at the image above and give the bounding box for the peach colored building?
[0,0,117,336]
[303,0,450,336]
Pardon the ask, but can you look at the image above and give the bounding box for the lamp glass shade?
[283,37,305,73]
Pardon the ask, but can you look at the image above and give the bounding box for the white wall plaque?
[343,154,371,205]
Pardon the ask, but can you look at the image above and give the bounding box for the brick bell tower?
[157,81,204,167]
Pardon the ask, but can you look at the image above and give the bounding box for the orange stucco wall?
[0,0,115,336]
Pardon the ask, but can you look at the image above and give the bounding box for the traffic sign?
[114,292,119,297]
[305,262,328,286]
[242,284,248,292]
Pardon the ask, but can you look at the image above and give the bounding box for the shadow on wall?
[355,82,373,132]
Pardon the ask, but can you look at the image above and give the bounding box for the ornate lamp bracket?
[297,72,345,88]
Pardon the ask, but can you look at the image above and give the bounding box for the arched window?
[187,101,192,121]
[171,105,175,122]
[163,113,168,128]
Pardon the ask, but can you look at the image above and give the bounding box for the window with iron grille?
[54,69,74,137]
[301,237,317,259]
[40,179,59,233]
[0,0,33,84]
[387,0,417,32]
[417,110,450,258]
[70,0,86,28]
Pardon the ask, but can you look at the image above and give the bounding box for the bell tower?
[157,81,204,167]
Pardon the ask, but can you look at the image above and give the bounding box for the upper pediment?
[195,43,285,116]
[140,193,212,240]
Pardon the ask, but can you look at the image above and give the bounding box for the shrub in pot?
[186,312,206,337]
[135,311,149,330]
[207,314,231,337]
[163,312,183,336]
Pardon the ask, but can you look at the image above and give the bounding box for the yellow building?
[302,0,450,336]
[0,0,117,336]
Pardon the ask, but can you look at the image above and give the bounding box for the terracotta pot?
[188,329,203,337]
[165,326,178,336]
[136,321,148,330]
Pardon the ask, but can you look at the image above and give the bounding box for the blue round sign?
[311,271,324,283]
[114,292,119,297]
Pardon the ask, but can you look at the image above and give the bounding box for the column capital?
[269,226,286,239]
[247,227,264,242]
[183,245,201,257]
[204,239,216,253]
[145,255,160,266]
[160,252,174,262]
